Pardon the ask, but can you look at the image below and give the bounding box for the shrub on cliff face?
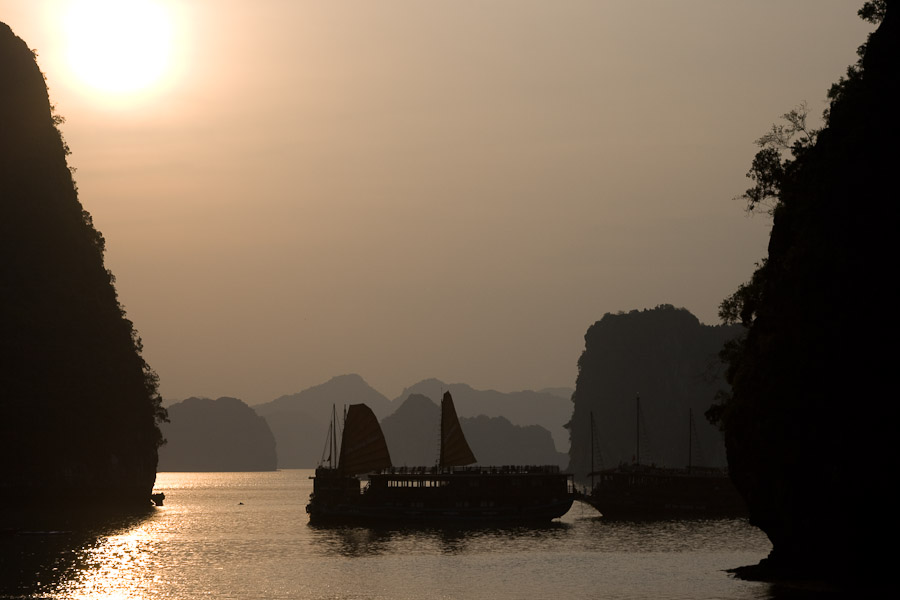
[711,1,895,580]
[0,22,166,507]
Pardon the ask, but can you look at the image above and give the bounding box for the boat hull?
[578,465,747,518]
[307,466,575,524]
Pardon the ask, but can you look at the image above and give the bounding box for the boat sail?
[439,391,476,467]
[338,404,392,475]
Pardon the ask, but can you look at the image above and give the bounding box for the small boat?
[577,396,746,518]
[306,391,575,523]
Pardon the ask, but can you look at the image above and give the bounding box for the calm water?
[3,470,783,599]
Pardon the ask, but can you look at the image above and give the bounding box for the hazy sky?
[1,1,873,404]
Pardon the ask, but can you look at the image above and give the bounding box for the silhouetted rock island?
[0,22,166,511]
[158,397,276,471]
[567,305,739,478]
[711,2,895,585]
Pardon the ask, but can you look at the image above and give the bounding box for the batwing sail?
[439,391,477,467]
[338,403,392,475]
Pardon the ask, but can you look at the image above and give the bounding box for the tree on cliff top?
[0,22,167,507]
[709,0,895,581]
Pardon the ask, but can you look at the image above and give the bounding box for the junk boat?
[306,391,575,523]
[577,463,746,517]
[576,397,746,518]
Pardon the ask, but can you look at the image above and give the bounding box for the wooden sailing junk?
[306,391,574,523]
[578,395,746,518]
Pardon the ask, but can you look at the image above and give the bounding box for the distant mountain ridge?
[241,374,571,468]
[380,394,440,467]
[394,379,571,451]
[253,374,391,468]
[381,394,566,468]
[255,373,392,420]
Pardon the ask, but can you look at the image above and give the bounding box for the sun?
[62,0,176,97]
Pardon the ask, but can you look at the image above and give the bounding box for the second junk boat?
[577,395,746,518]
[306,391,575,523]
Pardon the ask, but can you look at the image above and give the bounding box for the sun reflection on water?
[47,517,165,599]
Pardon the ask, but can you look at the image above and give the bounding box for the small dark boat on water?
[306,391,575,523]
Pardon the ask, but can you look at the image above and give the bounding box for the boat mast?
[635,393,640,466]
[331,404,337,469]
[437,385,444,467]
[590,411,595,491]
[688,408,693,473]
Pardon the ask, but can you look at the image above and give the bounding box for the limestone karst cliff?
[0,22,166,508]
[712,2,896,581]
[567,305,739,479]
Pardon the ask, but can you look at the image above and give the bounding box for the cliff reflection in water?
[1,510,157,599]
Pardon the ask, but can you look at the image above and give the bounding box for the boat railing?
[595,463,729,481]
[376,465,564,476]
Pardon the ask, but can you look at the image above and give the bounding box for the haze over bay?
[0,1,874,403]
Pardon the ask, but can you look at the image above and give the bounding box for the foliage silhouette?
[710,1,895,583]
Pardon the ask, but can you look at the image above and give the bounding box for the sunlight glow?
[63,0,175,97]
